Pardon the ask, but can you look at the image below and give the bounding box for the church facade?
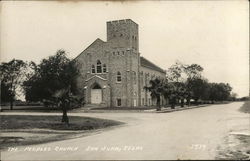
[75,19,167,107]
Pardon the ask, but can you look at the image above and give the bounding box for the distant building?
[75,19,167,107]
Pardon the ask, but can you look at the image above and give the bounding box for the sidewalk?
[155,104,211,113]
[72,104,211,113]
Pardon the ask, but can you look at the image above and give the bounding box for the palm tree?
[145,78,164,111]
[53,86,71,125]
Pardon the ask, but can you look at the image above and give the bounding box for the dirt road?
[1,102,249,160]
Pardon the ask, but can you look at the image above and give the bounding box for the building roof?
[140,56,166,74]
[74,38,105,60]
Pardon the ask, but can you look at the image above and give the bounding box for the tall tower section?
[107,19,139,52]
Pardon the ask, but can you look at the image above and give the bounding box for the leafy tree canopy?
[0,59,27,109]
[23,50,79,102]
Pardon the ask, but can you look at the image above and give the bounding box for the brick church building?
[75,19,167,107]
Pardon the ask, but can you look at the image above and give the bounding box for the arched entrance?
[91,83,102,104]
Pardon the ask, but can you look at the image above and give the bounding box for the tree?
[23,49,79,124]
[1,81,12,103]
[186,77,209,105]
[166,61,183,82]
[23,50,79,103]
[208,83,232,102]
[166,62,186,108]
[166,62,205,107]
[145,78,165,111]
[230,92,238,101]
[183,64,203,79]
[0,59,27,110]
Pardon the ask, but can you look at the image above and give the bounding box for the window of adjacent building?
[148,74,150,84]
[140,72,144,86]
[96,60,102,73]
[91,65,95,73]
[142,98,144,105]
[103,64,107,73]
[117,71,121,82]
[117,98,122,107]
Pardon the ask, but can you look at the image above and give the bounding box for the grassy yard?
[239,101,250,113]
[0,115,123,150]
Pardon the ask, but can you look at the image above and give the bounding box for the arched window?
[117,71,121,82]
[103,64,107,73]
[96,60,102,73]
[91,65,95,73]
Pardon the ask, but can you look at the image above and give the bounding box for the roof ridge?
[74,38,105,60]
[140,56,166,74]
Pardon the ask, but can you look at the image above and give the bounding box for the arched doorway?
[91,83,102,104]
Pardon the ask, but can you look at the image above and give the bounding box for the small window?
[132,35,134,39]
[113,34,116,37]
[133,71,137,84]
[117,51,120,55]
[91,65,95,73]
[117,71,121,82]
[135,36,137,40]
[117,99,121,107]
[113,52,115,56]
[122,51,125,55]
[149,99,151,105]
[120,33,123,37]
[97,60,102,73]
[103,64,107,73]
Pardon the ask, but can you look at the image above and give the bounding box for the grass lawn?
[239,101,250,113]
[0,115,123,150]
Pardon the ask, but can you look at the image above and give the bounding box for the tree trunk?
[171,98,176,109]
[62,109,69,124]
[186,98,190,106]
[156,95,161,111]
[181,98,184,107]
[61,99,69,125]
[10,97,13,110]
[195,99,199,106]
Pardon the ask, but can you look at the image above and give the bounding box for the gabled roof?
[74,38,105,60]
[140,56,166,74]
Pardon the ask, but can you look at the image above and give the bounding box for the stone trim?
[85,75,107,82]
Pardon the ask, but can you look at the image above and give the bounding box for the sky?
[1,0,249,97]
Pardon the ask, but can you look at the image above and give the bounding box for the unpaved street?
[1,102,249,160]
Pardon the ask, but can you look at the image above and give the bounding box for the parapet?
[107,19,138,26]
